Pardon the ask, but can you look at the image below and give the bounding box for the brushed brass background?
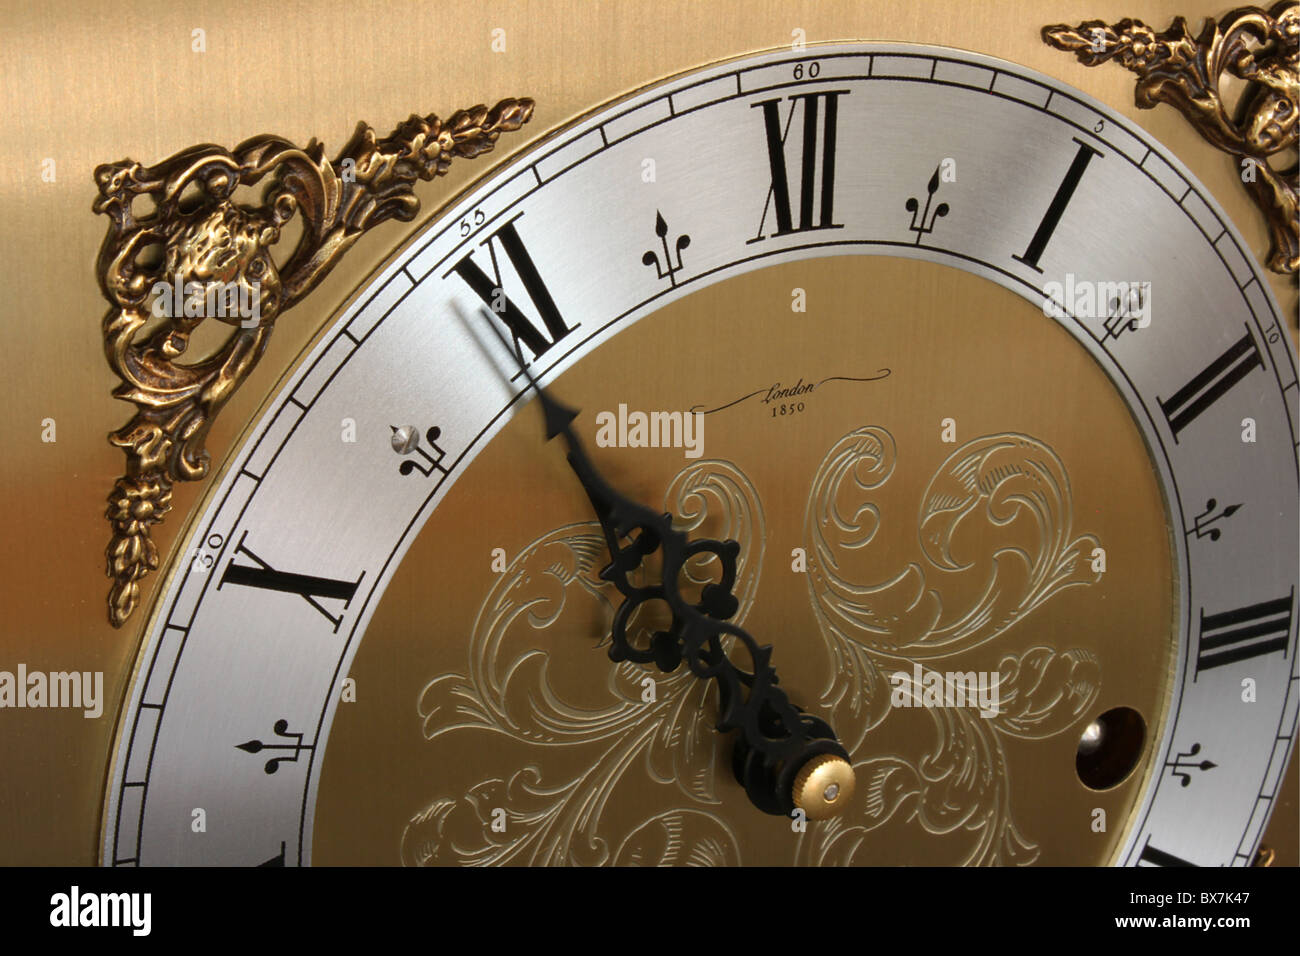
[0,0,1293,865]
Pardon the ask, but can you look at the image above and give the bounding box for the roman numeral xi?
[448,215,574,363]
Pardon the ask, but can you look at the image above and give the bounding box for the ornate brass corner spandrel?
[96,99,535,628]
[1043,2,1298,276]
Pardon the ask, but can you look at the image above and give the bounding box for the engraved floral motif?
[411,429,1103,865]
[405,461,762,865]
[800,428,1103,865]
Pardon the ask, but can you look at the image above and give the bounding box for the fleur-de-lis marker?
[391,424,448,479]
[1102,289,1147,341]
[1190,498,1242,541]
[1166,742,1217,787]
[905,166,950,243]
[642,210,691,285]
[236,719,314,774]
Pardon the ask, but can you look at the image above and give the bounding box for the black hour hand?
[476,307,855,820]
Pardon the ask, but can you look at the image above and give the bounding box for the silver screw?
[391,425,420,455]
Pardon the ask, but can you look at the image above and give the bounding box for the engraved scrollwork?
[802,428,1103,865]
[798,643,1099,867]
[1043,2,1299,275]
[802,703,1033,867]
[407,461,762,865]
[412,426,1105,865]
[96,99,534,627]
[612,809,741,866]
[808,430,1101,657]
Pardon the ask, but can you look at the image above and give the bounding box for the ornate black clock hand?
[470,306,855,820]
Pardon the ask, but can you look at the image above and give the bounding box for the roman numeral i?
[1013,138,1102,271]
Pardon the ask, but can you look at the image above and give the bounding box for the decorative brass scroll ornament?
[95,100,535,627]
[1043,2,1298,275]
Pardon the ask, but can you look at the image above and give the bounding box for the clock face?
[100,43,1296,867]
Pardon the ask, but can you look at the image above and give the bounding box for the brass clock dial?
[318,256,1177,866]
[96,43,1295,867]
[0,1,1295,873]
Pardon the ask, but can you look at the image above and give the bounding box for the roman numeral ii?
[1159,330,1264,439]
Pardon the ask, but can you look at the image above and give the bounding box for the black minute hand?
[470,306,855,821]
